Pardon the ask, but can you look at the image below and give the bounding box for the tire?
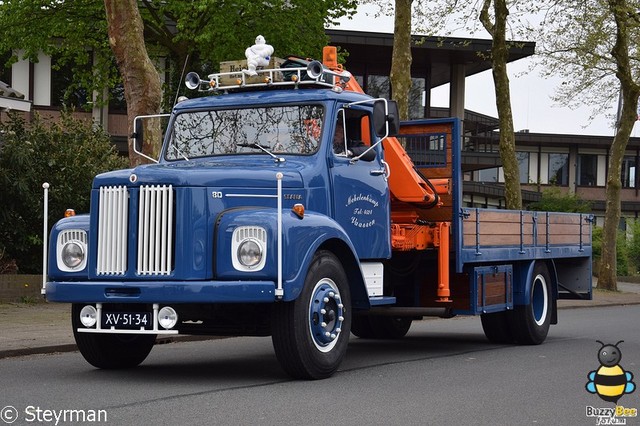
[509,263,552,345]
[352,315,412,339]
[370,316,412,339]
[351,315,376,338]
[72,304,156,369]
[271,250,351,379]
[481,311,514,344]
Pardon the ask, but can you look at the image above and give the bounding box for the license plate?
[101,312,152,330]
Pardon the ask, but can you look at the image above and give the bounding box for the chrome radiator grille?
[137,184,174,275]
[97,186,129,275]
[96,184,175,276]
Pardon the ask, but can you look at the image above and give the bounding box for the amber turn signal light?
[292,204,304,219]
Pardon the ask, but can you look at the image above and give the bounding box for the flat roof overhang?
[326,29,536,88]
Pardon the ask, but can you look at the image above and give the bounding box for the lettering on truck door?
[329,109,391,260]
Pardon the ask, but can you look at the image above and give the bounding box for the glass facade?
[478,168,499,183]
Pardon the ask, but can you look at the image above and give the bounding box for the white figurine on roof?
[243,35,274,76]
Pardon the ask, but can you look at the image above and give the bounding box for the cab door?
[329,108,391,260]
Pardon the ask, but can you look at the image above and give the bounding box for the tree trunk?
[598,0,640,291]
[480,0,522,210]
[104,0,162,166]
[390,0,413,121]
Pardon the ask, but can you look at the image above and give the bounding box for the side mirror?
[373,100,400,137]
[132,118,144,153]
[386,100,400,136]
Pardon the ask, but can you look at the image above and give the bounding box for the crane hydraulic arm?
[322,47,452,302]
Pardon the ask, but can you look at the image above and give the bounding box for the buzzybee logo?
[584,340,637,425]
[586,341,635,403]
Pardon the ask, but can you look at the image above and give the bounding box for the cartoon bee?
[586,340,636,403]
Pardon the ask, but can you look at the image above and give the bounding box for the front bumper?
[46,280,277,303]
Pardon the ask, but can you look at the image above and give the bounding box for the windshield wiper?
[237,143,285,163]
[171,144,190,161]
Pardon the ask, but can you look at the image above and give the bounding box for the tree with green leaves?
[539,0,640,291]
[0,0,357,161]
[528,187,592,213]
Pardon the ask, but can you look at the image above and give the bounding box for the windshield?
[166,105,324,160]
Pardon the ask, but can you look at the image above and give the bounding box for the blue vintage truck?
[45,49,592,379]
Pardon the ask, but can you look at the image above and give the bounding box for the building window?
[366,75,390,100]
[622,156,636,188]
[51,54,90,109]
[517,151,529,184]
[409,78,425,120]
[578,154,598,186]
[548,153,569,186]
[108,83,126,113]
[478,167,499,183]
[0,51,11,84]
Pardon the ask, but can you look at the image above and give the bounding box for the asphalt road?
[2,306,639,426]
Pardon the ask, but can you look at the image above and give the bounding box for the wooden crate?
[218,57,285,85]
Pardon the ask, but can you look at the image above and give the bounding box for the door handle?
[370,160,391,179]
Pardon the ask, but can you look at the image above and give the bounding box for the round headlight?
[158,306,178,330]
[238,240,262,267]
[79,305,97,328]
[62,242,85,269]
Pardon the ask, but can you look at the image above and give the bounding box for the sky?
[329,4,636,138]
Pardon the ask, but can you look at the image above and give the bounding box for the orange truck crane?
[324,46,458,303]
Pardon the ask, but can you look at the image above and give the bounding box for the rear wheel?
[351,315,376,338]
[72,304,156,369]
[352,315,412,339]
[271,251,351,379]
[481,311,513,344]
[509,263,552,345]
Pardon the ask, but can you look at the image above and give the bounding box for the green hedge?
[0,112,127,273]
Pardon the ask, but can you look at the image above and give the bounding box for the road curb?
[0,335,225,360]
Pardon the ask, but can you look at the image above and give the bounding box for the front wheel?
[72,304,156,369]
[509,263,552,345]
[271,250,351,379]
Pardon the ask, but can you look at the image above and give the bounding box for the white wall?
[597,155,607,186]
[11,51,29,99]
[33,52,51,106]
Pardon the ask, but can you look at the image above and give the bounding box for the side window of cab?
[332,110,375,162]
